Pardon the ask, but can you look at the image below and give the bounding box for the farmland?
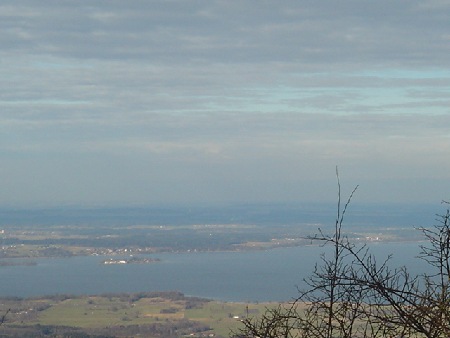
[0,291,272,337]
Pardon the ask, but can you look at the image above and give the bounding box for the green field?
[0,292,273,337]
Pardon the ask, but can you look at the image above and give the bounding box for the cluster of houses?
[101,256,160,265]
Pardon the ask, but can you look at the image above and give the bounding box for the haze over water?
[1,242,426,302]
[0,203,438,301]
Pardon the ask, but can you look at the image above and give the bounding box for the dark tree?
[236,171,450,338]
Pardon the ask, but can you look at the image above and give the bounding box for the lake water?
[0,242,428,302]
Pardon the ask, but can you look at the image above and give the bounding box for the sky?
[1,1,450,207]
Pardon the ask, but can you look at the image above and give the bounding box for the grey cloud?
[1,1,449,66]
[1,1,450,206]
[4,111,447,154]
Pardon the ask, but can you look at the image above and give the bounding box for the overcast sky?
[1,1,450,207]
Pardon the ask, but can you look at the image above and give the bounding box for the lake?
[0,242,428,302]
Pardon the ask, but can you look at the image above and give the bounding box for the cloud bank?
[1,1,450,206]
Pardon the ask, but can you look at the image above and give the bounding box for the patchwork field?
[0,291,273,337]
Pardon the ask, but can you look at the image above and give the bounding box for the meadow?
[0,291,272,337]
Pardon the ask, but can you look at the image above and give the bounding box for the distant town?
[102,256,160,265]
